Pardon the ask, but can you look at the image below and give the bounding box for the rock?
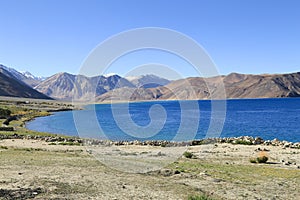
[284,161,292,166]
[157,151,166,156]
[158,169,174,176]
[255,147,261,152]
[199,172,210,176]
[212,178,222,183]
[254,137,264,144]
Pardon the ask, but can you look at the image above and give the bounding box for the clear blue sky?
[0,0,299,78]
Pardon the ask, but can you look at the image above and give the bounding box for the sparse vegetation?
[234,140,253,145]
[0,108,11,118]
[0,99,77,139]
[160,143,166,147]
[188,194,215,200]
[257,156,268,163]
[183,151,194,159]
[250,151,269,164]
[58,142,81,146]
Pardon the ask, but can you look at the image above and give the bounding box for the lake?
[26,98,300,142]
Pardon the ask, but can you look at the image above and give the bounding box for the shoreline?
[2,96,299,146]
[84,96,300,105]
[1,133,299,149]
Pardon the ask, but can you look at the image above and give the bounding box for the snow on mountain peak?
[21,71,46,81]
[103,73,118,78]
[21,71,35,79]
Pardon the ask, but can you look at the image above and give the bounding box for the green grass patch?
[58,142,81,146]
[13,147,45,152]
[0,102,76,139]
[183,151,194,159]
[169,159,300,184]
[234,140,253,145]
[188,194,215,200]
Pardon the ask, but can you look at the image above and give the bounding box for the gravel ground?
[0,139,299,200]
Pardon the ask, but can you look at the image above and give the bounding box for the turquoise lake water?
[26,98,300,142]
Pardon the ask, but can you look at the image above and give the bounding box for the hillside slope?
[96,72,300,102]
[0,64,42,87]
[0,69,51,99]
[35,73,135,101]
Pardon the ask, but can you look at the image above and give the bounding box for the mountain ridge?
[96,72,300,102]
[34,72,135,101]
[0,64,43,87]
[1,63,299,101]
[0,67,51,99]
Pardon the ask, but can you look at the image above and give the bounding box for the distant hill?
[126,74,171,88]
[0,67,51,99]
[96,72,300,102]
[34,73,135,101]
[223,72,300,98]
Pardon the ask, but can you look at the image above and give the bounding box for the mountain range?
[34,73,171,101]
[0,64,300,101]
[0,65,51,99]
[34,72,135,101]
[0,64,46,87]
[95,72,300,102]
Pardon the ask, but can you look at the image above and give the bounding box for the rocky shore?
[1,133,299,149]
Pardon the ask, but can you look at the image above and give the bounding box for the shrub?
[257,156,268,163]
[160,143,166,147]
[183,151,194,159]
[257,151,269,163]
[188,194,215,200]
[234,140,252,145]
[0,108,11,118]
[58,142,81,146]
[250,151,269,163]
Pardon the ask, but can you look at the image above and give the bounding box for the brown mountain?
[0,68,51,99]
[34,73,135,101]
[126,74,171,88]
[96,72,300,102]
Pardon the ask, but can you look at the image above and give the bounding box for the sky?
[0,0,299,79]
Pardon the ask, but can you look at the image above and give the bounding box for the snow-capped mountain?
[0,64,44,87]
[103,73,118,78]
[21,71,47,81]
[0,65,51,99]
